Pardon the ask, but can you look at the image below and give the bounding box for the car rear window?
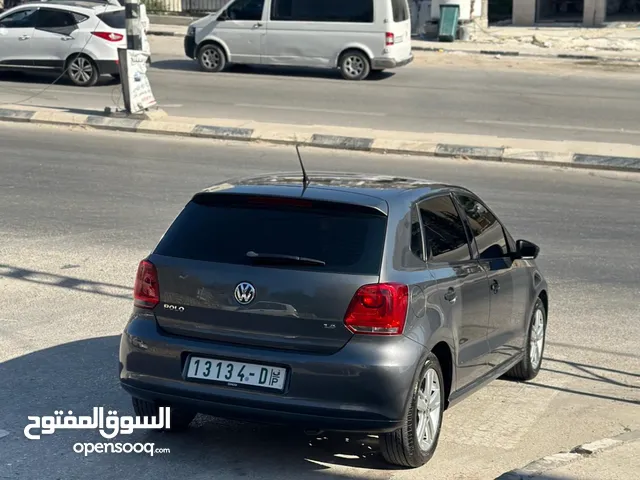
[97,10,125,29]
[391,0,409,22]
[154,195,388,275]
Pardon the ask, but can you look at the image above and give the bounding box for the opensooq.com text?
[73,442,170,456]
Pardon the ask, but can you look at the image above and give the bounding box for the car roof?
[10,0,122,13]
[197,172,461,214]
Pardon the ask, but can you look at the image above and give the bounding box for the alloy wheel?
[415,367,442,452]
[201,48,221,70]
[343,55,365,78]
[529,308,545,369]
[69,57,93,85]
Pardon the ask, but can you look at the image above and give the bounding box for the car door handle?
[444,288,457,304]
[19,35,30,40]
[61,36,74,41]
[253,22,263,28]
[490,280,500,294]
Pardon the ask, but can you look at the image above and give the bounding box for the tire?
[379,353,444,468]
[197,43,227,73]
[67,54,99,87]
[505,297,547,381]
[339,50,371,81]
[131,397,196,432]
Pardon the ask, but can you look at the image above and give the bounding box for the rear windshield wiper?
[246,251,326,266]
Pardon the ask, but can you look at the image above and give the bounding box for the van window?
[271,0,374,23]
[226,0,265,21]
[391,0,409,22]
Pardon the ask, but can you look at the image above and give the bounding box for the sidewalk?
[147,18,640,62]
[2,105,640,173]
[497,431,640,480]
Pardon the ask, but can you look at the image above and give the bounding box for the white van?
[184,0,413,80]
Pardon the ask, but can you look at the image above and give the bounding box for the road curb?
[2,108,640,173]
[145,29,640,63]
[495,429,640,479]
[414,45,640,63]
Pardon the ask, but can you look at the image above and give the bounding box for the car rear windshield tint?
[154,196,388,275]
[97,11,125,29]
[391,0,409,22]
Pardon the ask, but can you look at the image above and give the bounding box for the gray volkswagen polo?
[119,171,548,468]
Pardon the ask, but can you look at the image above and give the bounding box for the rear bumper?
[184,34,196,59]
[95,59,120,75]
[372,54,414,70]
[119,313,424,433]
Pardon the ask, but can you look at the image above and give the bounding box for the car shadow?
[150,60,396,81]
[0,335,399,478]
[0,70,119,87]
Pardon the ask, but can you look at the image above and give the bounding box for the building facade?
[512,0,640,26]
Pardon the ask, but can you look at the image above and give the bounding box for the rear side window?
[271,0,374,23]
[72,12,89,23]
[97,10,125,29]
[154,196,388,275]
[391,0,409,22]
[455,194,510,259]
[417,195,471,263]
[36,9,77,28]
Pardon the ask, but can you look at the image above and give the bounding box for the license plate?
[186,356,287,391]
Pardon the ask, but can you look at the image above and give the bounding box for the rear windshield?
[97,10,125,29]
[154,195,388,275]
[391,0,409,22]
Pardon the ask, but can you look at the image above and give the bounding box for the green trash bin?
[438,4,460,42]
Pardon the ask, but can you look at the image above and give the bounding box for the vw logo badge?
[234,282,256,305]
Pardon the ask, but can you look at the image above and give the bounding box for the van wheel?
[198,44,226,73]
[379,353,444,467]
[339,50,371,80]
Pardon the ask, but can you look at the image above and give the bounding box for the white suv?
[0,1,129,86]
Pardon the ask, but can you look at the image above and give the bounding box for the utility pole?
[125,0,143,51]
[107,0,157,116]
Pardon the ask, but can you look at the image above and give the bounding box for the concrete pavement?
[0,122,638,480]
[1,36,640,147]
[498,430,640,479]
[521,437,640,480]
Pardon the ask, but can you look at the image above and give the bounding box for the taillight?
[385,32,395,46]
[133,260,159,309]
[344,283,408,335]
[92,31,124,42]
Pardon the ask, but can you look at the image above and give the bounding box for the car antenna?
[296,144,310,193]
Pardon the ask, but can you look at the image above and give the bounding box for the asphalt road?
[1,39,640,145]
[0,123,639,480]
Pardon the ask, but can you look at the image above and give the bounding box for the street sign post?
[117,0,156,114]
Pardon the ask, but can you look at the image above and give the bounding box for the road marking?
[466,119,640,135]
[0,429,9,439]
[235,103,386,117]
[157,104,183,108]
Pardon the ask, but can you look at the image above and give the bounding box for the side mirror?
[515,239,540,260]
